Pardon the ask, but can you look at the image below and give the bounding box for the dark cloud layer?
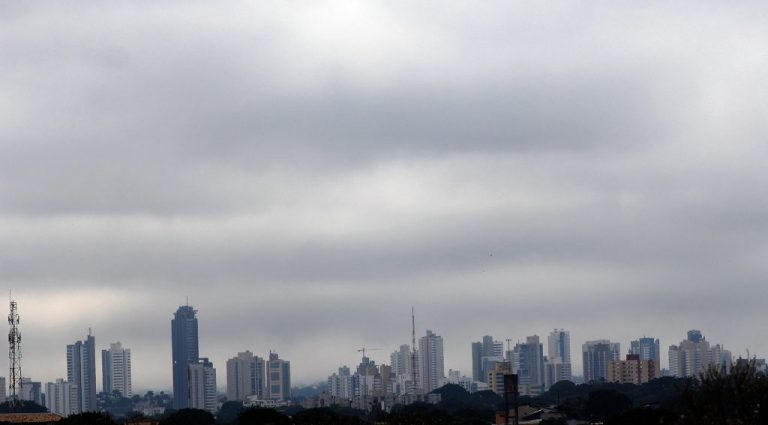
[1,1,767,389]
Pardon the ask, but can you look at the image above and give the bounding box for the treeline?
[13,359,768,424]
[530,358,768,424]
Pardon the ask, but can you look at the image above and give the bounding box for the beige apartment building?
[607,354,657,384]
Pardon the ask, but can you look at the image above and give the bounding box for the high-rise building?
[379,364,393,396]
[630,337,661,377]
[46,379,77,417]
[487,362,513,394]
[582,340,620,382]
[471,335,502,383]
[266,352,291,401]
[171,305,199,409]
[418,330,445,393]
[67,332,97,412]
[547,329,572,364]
[545,361,572,388]
[545,329,573,386]
[471,342,483,383]
[0,377,6,402]
[226,351,265,401]
[510,335,546,393]
[188,358,217,413]
[19,377,42,406]
[687,330,703,343]
[102,342,132,397]
[390,345,412,378]
[709,344,732,371]
[669,330,729,377]
[328,366,354,399]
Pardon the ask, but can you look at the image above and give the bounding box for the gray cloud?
[1,1,767,389]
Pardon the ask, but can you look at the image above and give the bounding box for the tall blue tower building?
[171,305,199,409]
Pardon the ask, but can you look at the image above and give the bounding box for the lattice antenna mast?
[8,295,22,409]
[410,307,419,395]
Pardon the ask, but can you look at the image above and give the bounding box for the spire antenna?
[410,307,419,395]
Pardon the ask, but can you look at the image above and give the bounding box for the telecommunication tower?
[410,307,419,395]
[8,296,22,409]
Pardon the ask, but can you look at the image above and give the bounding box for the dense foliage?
[236,408,292,425]
[0,400,47,413]
[160,408,215,425]
[16,361,764,424]
[679,359,768,424]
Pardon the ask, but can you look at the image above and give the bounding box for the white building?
[438,369,473,393]
[669,330,731,377]
[244,395,289,409]
[188,358,217,413]
[390,345,412,379]
[328,366,354,399]
[391,344,421,395]
[266,351,291,401]
[226,350,265,401]
[19,377,43,406]
[418,330,445,393]
[548,329,571,364]
[546,329,572,385]
[46,379,77,417]
[102,342,132,397]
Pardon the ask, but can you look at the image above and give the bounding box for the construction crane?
[357,347,382,359]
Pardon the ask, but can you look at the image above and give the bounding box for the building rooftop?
[0,413,63,423]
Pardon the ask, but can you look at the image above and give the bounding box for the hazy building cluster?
[0,301,749,419]
[319,329,445,410]
[14,332,136,417]
[173,305,293,413]
[669,330,732,377]
[312,326,743,412]
[225,350,291,409]
[0,303,291,418]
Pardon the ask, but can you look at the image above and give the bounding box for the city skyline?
[0,299,754,393]
[2,1,767,394]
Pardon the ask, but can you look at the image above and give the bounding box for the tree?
[237,408,292,425]
[293,407,340,425]
[124,412,152,424]
[217,401,244,425]
[584,390,632,422]
[680,358,768,424]
[604,406,675,425]
[160,408,216,425]
[0,400,47,413]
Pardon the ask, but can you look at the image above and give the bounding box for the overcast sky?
[1,1,767,392]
